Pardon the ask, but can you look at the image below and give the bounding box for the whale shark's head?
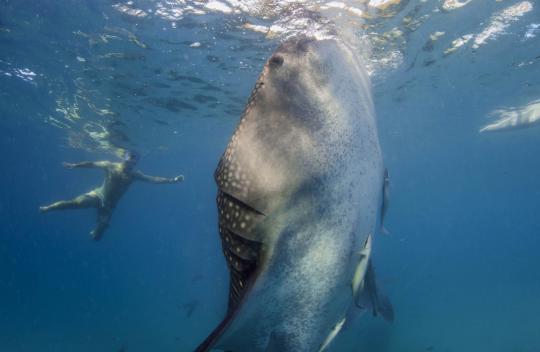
[261,37,335,99]
[243,37,341,134]
[252,36,370,128]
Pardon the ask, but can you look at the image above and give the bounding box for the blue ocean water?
[1,1,539,351]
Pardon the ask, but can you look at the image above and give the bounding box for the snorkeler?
[39,151,184,240]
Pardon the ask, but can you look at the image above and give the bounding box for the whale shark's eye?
[269,55,284,67]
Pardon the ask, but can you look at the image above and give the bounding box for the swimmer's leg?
[90,208,111,241]
[40,192,100,213]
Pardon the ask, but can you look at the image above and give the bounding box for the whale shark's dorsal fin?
[354,261,394,322]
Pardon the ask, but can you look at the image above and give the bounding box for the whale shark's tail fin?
[354,261,394,322]
[365,261,394,322]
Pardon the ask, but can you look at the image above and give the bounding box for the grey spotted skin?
[214,78,268,311]
[216,190,262,311]
[197,36,389,352]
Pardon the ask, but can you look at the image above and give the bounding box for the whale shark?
[196,36,392,352]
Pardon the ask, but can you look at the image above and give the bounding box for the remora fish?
[197,36,393,352]
[380,168,390,234]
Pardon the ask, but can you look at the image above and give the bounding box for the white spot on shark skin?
[190,42,201,48]
[480,99,540,133]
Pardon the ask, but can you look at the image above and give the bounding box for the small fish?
[145,97,197,112]
[99,52,145,61]
[179,300,199,318]
[201,84,223,92]
[167,71,206,84]
[193,94,218,104]
[206,55,220,63]
[152,118,169,126]
[151,82,170,89]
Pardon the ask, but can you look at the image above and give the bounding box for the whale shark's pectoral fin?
[354,261,394,322]
[196,160,270,351]
[194,190,266,352]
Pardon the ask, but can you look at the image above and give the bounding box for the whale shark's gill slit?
[220,226,261,311]
[220,189,266,217]
[217,189,264,312]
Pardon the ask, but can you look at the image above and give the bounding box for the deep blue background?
[1,1,540,351]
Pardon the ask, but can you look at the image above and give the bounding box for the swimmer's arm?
[134,171,184,184]
[63,161,113,169]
